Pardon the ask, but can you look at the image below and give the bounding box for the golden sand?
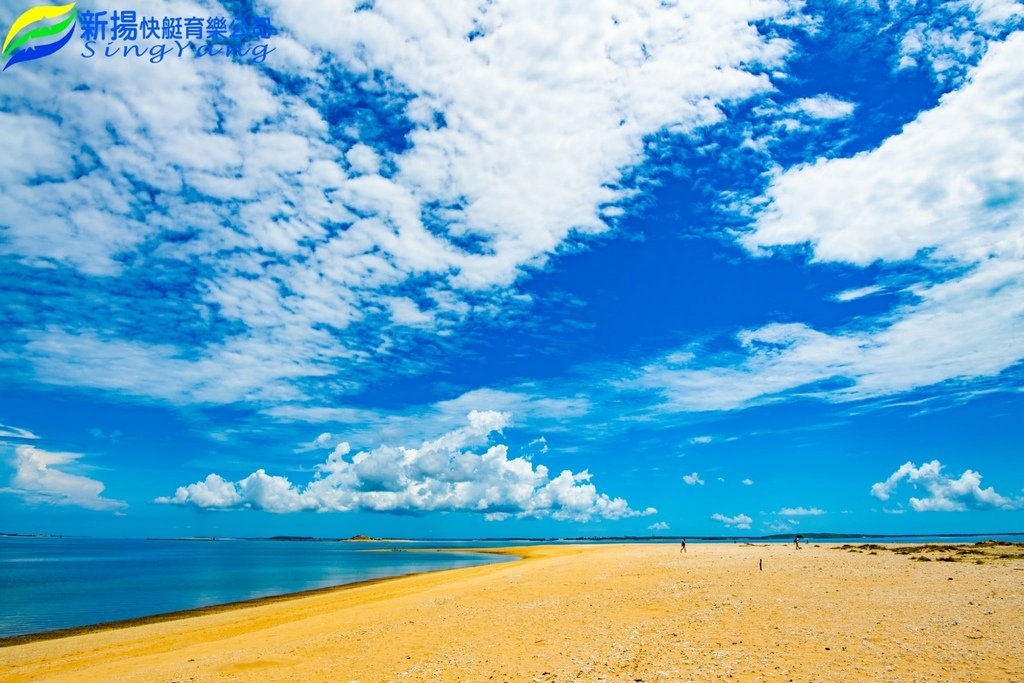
[2,543,1022,682]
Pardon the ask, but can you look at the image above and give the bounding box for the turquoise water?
[0,537,513,638]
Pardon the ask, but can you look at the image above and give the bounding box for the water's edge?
[0,548,523,648]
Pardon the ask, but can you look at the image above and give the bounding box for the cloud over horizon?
[5,445,126,512]
[710,512,752,529]
[158,411,655,522]
[871,460,1022,512]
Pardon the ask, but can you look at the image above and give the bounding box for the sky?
[1,0,1022,539]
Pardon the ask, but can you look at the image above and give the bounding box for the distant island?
[10,531,1024,544]
[265,534,384,542]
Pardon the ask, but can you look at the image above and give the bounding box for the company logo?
[78,9,276,64]
[2,2,78,71]
[2,3,276,71]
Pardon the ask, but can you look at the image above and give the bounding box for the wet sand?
[2,543,1022,682]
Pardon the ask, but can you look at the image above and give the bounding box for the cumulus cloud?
[158,411,654,522]
[711,512,752,529]
[647,521,670,531]
[6,445,126,511]
[682,472,705,486]
[156,473,242,509]
[689,435,713,445]
[741,478,754,486]
[871,460,1022,512]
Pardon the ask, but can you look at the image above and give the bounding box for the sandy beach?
[2,543,1022,682]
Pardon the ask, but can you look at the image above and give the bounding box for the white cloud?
[313,432,334,448]
[2,0,800,408]
[833,285,884,302]
[711,512,752,529]
[894,0,1022,84]
[155,473,242,509]
[746,34,1024,268]
[777,506,825,516]
[158,411,654,522]
[345,143,382,175]
[6,445,126,511]
[264,385,591,464]
[741,478,754,486]
[636,35,1024,411]
[871,459,1022,512]
[0,424,38,440]
[648,521,670,531]
[787,94,856,120]
[527,436,549,454]
[683,472,705,486]
[689,435,713,445]
[633,322,859,411]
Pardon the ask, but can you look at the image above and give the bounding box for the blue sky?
[2,0,1023,539]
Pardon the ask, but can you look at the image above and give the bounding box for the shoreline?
[2,542,1021,682]
[0,547,526,648]
[4,540,1019,647]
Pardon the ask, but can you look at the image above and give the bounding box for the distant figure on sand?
[794,536,801,550]
[680,539,687,553]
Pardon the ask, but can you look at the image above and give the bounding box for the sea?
[0,536,517,639]
[2,533,1020,639]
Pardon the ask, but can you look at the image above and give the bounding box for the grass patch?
[833,541,1024,564]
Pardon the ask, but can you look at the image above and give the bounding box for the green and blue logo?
[2,2,78,71]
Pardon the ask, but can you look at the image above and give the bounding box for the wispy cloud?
[776,506,825,516]
[833,285,884,302]
[5,445,126,511]
[632,36,1024,413]
[0,424,38,440]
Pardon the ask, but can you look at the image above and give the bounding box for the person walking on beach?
[680,539,687,553]
[794,535,801,550]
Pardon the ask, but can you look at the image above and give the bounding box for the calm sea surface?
[2,533,1019,638]
[0,537,514,638]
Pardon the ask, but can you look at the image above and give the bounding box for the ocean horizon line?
[4,531,1024,542]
